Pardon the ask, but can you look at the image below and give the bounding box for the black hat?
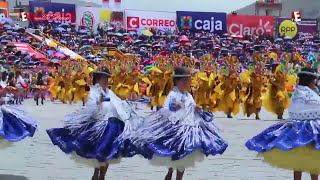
[93,66,111,77]
[172,67,191,78]
[298,67,318,78]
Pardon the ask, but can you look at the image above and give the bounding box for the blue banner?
[176,11,227,35]
[29,1,76,26]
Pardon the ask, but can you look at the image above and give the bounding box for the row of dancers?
[45,58,295,120]
[0,69,48,105]
[0,57,294,122]
[1,66,319,180]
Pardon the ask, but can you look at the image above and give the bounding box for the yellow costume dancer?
[240,56,266,119]
[111,68,140,100]
[240,71,264,119]
[262,64,290,119]
[71,73,90,105]
[47,71,56,102]
[193,71,221,112]
[148,67,173,109]
[48,74,63,102]
[218,57,240,118]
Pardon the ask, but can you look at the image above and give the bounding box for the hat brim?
[298,71,319,77]
[172,74,191,78]
[93,71,112,77]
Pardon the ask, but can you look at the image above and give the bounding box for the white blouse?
[88,85,130,122]
[15,76,25,89]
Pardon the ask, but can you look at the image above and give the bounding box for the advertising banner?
[277,17,317,40]
[8,42,46,59]
[125,10,176,31]
[0,2,8,25]
[176,11,227,35]
[76,7,124,31]
[227,15,274,36]
[29,1,76,26]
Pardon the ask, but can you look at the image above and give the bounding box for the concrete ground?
[0,99,313,180]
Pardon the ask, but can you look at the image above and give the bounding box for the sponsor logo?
[292,11,301,25]
[127,17,139,28]
[20,12,28,21]
[33,6,45,21]
[298,32,314,40]
[279,20,297,38]
[81,11,94,27]
[194,17,223,33]
[127,16,175,29]
[229,19,272,35]
[33,7,72,23]
[181,16,192,30]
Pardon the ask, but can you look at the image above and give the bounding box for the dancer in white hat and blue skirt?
[47,67,149,180]
[121,67,228,180]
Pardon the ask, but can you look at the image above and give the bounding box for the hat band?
[299,71,318,77]
[172,74,191,77]
[94,71,111,77]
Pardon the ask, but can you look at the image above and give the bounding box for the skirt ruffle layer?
[47,118,127,168]
[0,105,38,144]
[129,108,228,168]
[246,120,320,173]
[259,145,320,174]
[246,120,320,152]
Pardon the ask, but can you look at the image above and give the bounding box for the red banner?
[227,15,274,36]
[8,42,46,59]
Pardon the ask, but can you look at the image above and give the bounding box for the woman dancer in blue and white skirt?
[0,87,38,149]
[246,67,320,180]
[123,67,228,180]
[46,67,148,180]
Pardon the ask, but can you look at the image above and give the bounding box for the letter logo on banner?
[181,16,192,29]
[194,17,222,32]
[125,10,176,31]
[227,15,273,36]
[176,11,227,34]
[279,20,298,38]
[34,7,46,21]
[127,16,139,28]
[29,1,76,26]
[81,11,94,27]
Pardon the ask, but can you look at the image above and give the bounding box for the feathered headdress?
[221,56,239,78]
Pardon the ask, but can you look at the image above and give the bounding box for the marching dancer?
[33,72,47,106]
[246,68,320,180]
[126,67,228,180]
[262,65,290,119]
[47,67,146,180]
[15,70,29,104]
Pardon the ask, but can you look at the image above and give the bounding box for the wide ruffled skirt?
[47,118,126,168]
[130,108,228,170]
[246,120,320,174]
[0,105,38,148]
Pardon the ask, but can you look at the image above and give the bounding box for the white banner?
[76,7,124,31]
[76,7,101,30]
[125,10,176,31]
